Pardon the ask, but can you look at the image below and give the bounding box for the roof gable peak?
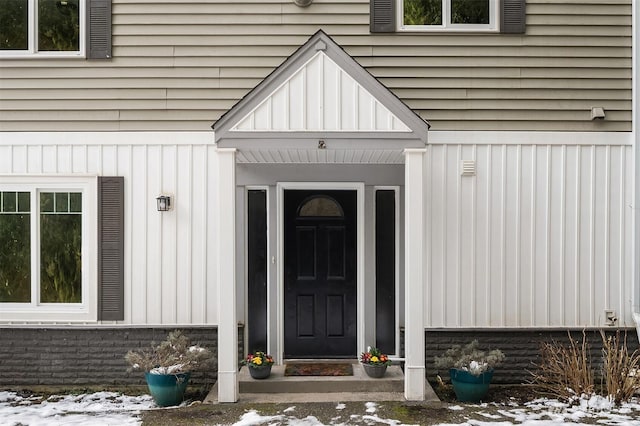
[213,30,429,145]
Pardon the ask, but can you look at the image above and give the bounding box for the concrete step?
[239,363,404,394]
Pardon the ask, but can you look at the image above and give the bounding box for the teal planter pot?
[145,372,191,407]
[449,368,494,402]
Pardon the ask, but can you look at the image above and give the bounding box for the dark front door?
[284,189,357,358]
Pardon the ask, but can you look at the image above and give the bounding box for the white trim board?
[429,131,632,146]
[0,131,630,147]
[632,0,640,334]
[276,182,365,363]
[0,132,214,146]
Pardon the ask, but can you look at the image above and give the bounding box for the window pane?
[298,196,344,217]
[40,193,82,303]
[404,0,442,25]
[69,192,82,212]
[55,192,68,212]
[38,0,80,52]
[2,192,17,212]
[40,192,54,212]
[0,193,31,302]
[451,0,489,24]
[18,192,30,212]
[0,0,28,50]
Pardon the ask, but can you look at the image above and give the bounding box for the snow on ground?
[0,391,639,425]
[0,391,155,426]
[229,395,640,426]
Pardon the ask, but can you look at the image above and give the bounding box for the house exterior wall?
[0,0,632,132]
[425,138,636,328]
[1,133,634,330]
[0,134,220,326]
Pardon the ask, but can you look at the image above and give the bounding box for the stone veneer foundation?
[424,329,640,384]
[1,327,637,387]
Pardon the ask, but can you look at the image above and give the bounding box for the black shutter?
[370,0,395,33]
[501,0,526,34]
[86,0,112,59]
[98,176,124,321]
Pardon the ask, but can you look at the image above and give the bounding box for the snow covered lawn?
[1,391,639,425]
[0,391,155,425]
[228,397,640,425]
[443,395,640,426]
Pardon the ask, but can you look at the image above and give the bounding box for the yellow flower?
[254,357,263,365]
[371,356,379,363]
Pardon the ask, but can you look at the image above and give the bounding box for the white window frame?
[0,176,97,322]
[0,0,86,58]
[398,0,499,32]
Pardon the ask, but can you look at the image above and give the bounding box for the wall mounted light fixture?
[156,195,172,212]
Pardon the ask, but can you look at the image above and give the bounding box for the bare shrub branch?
[529,330,593,401]
[600,329,640,404]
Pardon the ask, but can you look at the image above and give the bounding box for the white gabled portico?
[213,30,430,402]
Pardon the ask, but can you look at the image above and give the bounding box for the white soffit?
[231,51,411,133]
[236,148,405,164]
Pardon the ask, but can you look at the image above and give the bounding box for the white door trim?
[276,182,365,362]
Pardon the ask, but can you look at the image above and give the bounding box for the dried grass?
[529,330,594,401]
[600,329,640,404]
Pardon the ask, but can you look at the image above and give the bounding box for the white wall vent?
[461,160,476,176]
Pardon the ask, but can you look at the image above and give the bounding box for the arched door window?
[297,195,344,217]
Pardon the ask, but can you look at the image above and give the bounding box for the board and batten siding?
[0,138,221,326]
[425,142,635,328]
[0,0,632,132]
[0,137,634,329]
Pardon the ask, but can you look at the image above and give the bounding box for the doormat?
[284,363,353,377]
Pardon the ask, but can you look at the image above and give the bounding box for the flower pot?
[248,364,272,379]
[144,372,191,407]
[449,368,494,402]
[362,363,387,378]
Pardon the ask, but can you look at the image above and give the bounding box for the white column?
[403,148,427,401]
[216,147,238,403]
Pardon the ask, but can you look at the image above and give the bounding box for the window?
[401,0,497,31]
[0,178,97,321]
[0,0,113,59]
[0,0,84,56]
[39,191,83,303]
[371,0,524,34]
[298,196,344,217]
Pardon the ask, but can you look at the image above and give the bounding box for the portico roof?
[212,30,429,164]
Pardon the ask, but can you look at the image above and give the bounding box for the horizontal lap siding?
[0,0,632,132]
[0,142,219,326]
[426,143,634,328]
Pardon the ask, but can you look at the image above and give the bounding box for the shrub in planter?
[243,351,275,379]
[360,347,392,378]
[434,340,505,402]
[125,330,214,407]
